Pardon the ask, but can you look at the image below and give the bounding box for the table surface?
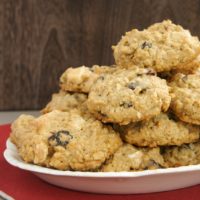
[0,111,39,125]
[1,124,200,200]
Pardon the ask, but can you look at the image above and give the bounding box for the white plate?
[4,139,200,194]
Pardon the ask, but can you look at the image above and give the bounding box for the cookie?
[148,19,184,32]
[158,55,200,80]
[92,64,117,74]
[10,115,37,148]
[41,91,87,114]
[113,20,200,72]
[87,68,170,125]
[10,110,122,171]
[169,73,200,125]
[117,113,200,147]
[163,142,200,167]
[101,144,165,172]
[60,65,116,93]
[181,55,200,73]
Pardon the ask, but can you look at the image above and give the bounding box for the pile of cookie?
[10,20,200,172]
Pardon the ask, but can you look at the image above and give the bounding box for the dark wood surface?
[1,0,200,110]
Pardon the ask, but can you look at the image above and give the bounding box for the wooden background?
[1,0,200,110]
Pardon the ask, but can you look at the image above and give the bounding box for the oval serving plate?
[4,139,200,194]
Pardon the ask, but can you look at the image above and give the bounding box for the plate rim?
[4,138,200,178]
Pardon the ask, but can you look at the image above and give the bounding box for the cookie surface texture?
[113,20,200,72]
[163,142,200,167]
[169,73,200,125]
[41,91,87,114]
[87,68,171,125]
[10,110,122,171]
[101,144,164,172]
[60,65,116,93]
[118,113,200,147]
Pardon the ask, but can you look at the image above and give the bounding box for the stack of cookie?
[10,20,200,172]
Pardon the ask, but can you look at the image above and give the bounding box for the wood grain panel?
[0,0,3,108]
[0,0,200,110]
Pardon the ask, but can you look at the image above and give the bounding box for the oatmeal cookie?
[41,91,87,114]
[60,65,116,93]
[118,113,200,147]
[113,20,200,72]
[169,73,200,125]
[87,68,170,125]
[163,142,200,167]
[101,144,165,172]
[10,110,122,171]
[158,55,200,80]
[148,19,184,32]
[181,55,200,73]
